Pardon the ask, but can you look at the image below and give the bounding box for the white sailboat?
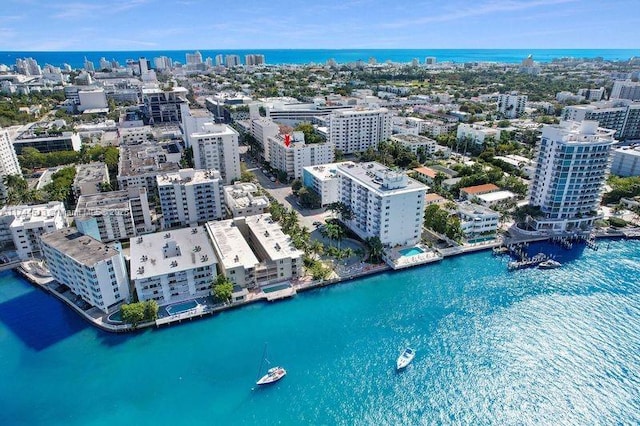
[255,344,286,386]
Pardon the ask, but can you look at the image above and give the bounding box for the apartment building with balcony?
[336,162,427,247]
[328,108,392,154]
[157,168,225,229]
[497,93,527,119]
[302,163,341,206]
[40,228,130,314]
[267,131,335,180]
[223,182,269,218]
[528,121,616,232]
[190,123,240,184]
[130,227,217,305]
[74,187,154,242]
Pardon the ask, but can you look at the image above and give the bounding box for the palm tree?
[309,240,324,257]
[325,222,345,248]
[365,236,384,263]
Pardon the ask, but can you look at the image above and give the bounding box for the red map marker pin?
[284,134,291,148]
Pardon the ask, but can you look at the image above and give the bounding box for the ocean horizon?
[2,48,639,69]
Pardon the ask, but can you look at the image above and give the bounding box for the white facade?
[562,101,640,141]
[337,162,427,247]
[497,93,527,118]
[457,123,502,144]
[0,128,22,200]
[267,132,335,180]
[250,118,280,161]
[180,105,214,148]
[41,228,130,314]
[611,80,640,101]
[75,187,154,242]
[610,146,640,176]
[328,108,392,154]
[529,121,616,232]
[302,163,341,206]
[158,168,225,229]
[0,201,66,260]
[390,134,437,155]
[130,227,217,305]
[456,202,500,238]
[223,182,269,218]
[78,88,108,112]
[190,123,241,184]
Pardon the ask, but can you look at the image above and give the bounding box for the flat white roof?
[0,201,65,226]
[336,161,427,196]
[130,227,217,280]
[245,214,303,261]
[205,220,259,270]
[302,162,344,181]
[477,190,517,202]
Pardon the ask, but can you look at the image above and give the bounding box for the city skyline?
[1,0,639,51]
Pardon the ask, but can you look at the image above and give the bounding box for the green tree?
[365,236,384,263]
[291,178,303,194]
[121,302,146,327]
[143,300,159,321]
[212,274,234,304]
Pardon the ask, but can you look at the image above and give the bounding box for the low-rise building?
[74,187,154,242]
[390,134,437,156]
[157,168,225,229]
[456,202,500,239]
[424,193,447,206]
[40,228,130,314]
[302,163,341,206]
[475,190,518,207]
[223,182,269,217]
[460,183,500,200]
[0,201,66,260]
[457,123,502,145]
[73,162,109,198]
[12,122,81,154]
[130,227,217,305]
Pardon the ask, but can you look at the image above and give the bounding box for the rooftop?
[0,201,65,226]
[461,183,500,194]
[245,214,304,261]
[118,142,180,177]
[191,123,238,138]
[40,228,120,266]
[303,163,343,180]
[74,162,107,185]
[130,227,217,280]
[205,220,259,270]
[413,166,437,178]
[476,190,517,202]
[157,168,221,186]
[75,188,144,214]
[337,161,427,195]
[390,134,436,145]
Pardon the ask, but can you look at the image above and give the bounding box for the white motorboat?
[396,348,415,370]
[538,259,561,269]
[256,366,287,385]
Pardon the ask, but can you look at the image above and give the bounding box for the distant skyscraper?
[205,57,213,67]
[244,54,265,66]
[186,51,203,65]
[215,54,223,66]
[225,55,240,67]
[154,56,173,70]
[84,57,95,72]
[99,57,111,70]
[139,57,149,74]
[528,121,616,232]
[425,57,437,65]
[611,80,640,101]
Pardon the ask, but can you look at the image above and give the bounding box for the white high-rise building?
[180,104,215,148]
[328,108,392,154]
[185,51,203,65]
[225,55,240,67]
[529,121,616,232]
[157,168,225,229]
[337,162,427,247]
[84,57,95,73]
[611,80,640,101]
[0,202,67,260]
[215,54,223,66]
[41,228,130,314]
[154,56,173,70]
[497,93,528,118]
[267,132,335,180]
[130,226,217,305]
[0,128,22,201]
[245,54,265,66]
[250,117,280,161]
[190,123,241,184]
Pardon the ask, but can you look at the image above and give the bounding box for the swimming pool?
[399,247,425,257]
[262,283,291,293]
[167,300,198,315]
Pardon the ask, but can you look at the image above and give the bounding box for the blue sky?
[1,0,639,51]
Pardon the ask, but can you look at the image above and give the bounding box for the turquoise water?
[399,247,425,257]
[1,49,639,69]
[166,300,198,315]
[1,240,639,425]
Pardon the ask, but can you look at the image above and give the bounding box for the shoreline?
[10,229,639,333]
